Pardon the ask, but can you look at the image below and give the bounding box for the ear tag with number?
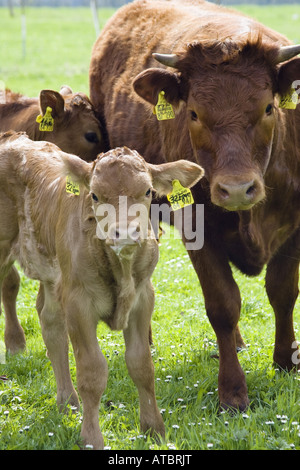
[36,106,54,131]
[279,87,299,110]
[167,179,194,211]
[153,91,175,121]
[66,175,80,196]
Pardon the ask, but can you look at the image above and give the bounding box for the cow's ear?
[133,68,183,107]
[277,58,300,97]
[39,90,65,120]
[60,152,93,189]
[148,160,204,195]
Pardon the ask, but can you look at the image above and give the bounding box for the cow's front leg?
[123,283,165,439]
[66,298,108,450]
[186,241,249,411]
[37,282,80,411]
[265,235,300,371]
[2,265,26,354]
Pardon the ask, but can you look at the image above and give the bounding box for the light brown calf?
[0,131,203,449]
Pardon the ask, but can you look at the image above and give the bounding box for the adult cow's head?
[133,40,300,211]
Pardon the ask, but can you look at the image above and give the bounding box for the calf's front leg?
[123,284,165,439]
[66,297,108,450]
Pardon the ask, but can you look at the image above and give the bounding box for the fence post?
[90,0,100,37]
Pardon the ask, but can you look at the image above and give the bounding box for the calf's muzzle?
[106,221,142,248]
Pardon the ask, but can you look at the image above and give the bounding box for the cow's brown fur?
[89,0,300,411]
[0,131,203,449]
[0,87,106,161]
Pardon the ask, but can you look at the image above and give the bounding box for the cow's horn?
[152,53,179,68]
[276,44,300,63]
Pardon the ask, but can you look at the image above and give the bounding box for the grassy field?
[0,4,300,451]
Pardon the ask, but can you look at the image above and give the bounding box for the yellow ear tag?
[66,175,80,196]
[167,179,194,211]
[279,87,299,110]
[153,91,175,121]
[36,106,54,131]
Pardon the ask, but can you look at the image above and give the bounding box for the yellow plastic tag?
[66,176,80,196]
[167,180,194,211]
[279,87,299,110]
[36,106,54,131]
[153,91,175,121]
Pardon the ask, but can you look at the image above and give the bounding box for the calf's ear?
[149,160,204,195]
[277,58,300,97]
[133,68,183,107]
[60,152,93,189]
[40,90,65,120]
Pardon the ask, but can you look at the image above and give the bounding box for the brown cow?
[89,0,300,411]
[0,131,203,449]
[0,86,106,161]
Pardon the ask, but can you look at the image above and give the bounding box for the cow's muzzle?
[211,175,265,211]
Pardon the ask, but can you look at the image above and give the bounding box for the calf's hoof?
[5,328,26,355]
[141,414,165,442]
[81,425,104,450]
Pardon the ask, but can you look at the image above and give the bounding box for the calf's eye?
[91,193,99,202]
[85,132,99,143]
[265,104,273,116]
[190,110,198,121]
[145,188,151,197]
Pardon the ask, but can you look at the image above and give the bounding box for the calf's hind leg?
[2,265,26,354]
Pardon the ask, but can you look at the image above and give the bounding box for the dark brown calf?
[0,86,105,161]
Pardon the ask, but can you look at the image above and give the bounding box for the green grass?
[0,4,300,451]
[0,7,115,96]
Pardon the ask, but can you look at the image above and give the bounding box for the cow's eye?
[85,132,99,143]
[145,188,151,197]
[91,192,99,202]
[265,104,273,116]
[190,110,198,121]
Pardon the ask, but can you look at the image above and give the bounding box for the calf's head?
[62,147,203,254]
[38,86,105,161]
[133,41,300,211]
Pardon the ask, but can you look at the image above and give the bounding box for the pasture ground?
[0,4,300,451]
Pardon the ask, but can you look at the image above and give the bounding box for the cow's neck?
[237,111,300,269]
